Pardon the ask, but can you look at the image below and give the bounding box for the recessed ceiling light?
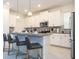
[27,11,32,16]
[16,16,20,19]
[24,10,28,13]
[6,2,10,5]
[38,4,41,7]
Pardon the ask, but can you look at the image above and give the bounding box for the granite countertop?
[11,32,52,37]
[11,31,69,37]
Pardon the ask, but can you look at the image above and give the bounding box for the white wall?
[9,13,16,27]
[15,17,25,32]
[9,12,26,32]
[3,5,9,34]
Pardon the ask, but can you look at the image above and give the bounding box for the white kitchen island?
[11,32,71,59]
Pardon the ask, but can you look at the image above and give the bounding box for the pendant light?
[27,0,32,16]
[16,0,20,19]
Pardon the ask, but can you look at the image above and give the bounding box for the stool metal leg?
[38,48,43,59]
[26,48,43,59]
[27,49,30,59]
[3,41,5,51]
[37,49,39,59]
[38,49,42,59]
[41,48,43,59]
[8,43,10,55]
[16,46,19,59]
[12,43,14,51]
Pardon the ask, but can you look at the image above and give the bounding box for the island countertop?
[11,32,52,37]
[11,32,69,37]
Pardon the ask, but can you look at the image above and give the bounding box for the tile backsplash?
[60,29,71,34]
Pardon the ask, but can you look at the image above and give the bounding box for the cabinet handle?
[69,39,73,43]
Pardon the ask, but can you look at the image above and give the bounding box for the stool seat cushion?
[10,39,16,43]
[17,41,26,46]
[27,43,42,50]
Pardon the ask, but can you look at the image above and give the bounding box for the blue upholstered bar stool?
[15,36,27,59]
[7,34,16,55]
[25,37,43,59]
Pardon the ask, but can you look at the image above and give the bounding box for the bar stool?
[15,36,27,59]
[8,34,16,55]
[25,37,43,59]
[3,33,8,51]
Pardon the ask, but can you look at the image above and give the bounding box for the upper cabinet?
[48,10,63,26]
[40,11,49,22]
[24,10,71,28]
[64,12,71,29]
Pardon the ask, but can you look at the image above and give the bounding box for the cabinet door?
[50,34,61,45]
[60,34,70,47]
[64,12,71,29]
[48,12,54,26]
[48,10,62,26]
[53,10,61,26]
[50,34,70,48]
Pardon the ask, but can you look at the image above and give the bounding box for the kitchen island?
[11,32,71,59]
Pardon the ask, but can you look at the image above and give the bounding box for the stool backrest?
[15,36,19,46]
[25,37,31,48]
[3,33,7,41]
[8,34,13,43]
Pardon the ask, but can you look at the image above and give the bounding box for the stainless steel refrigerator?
[70,12,75,59]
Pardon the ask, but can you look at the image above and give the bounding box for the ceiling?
[4,0,74,14]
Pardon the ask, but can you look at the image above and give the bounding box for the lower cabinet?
[50,34,71,48]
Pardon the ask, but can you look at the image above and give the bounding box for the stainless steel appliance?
[70,12,75,59]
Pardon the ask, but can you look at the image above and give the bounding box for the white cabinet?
[64,12,71,29]
[48,10,63,26]
[25,10,63,27]
[40,11,49,22]
[48,12,54,26]
[50,34,70,48]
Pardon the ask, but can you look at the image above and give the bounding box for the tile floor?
[3,42,71,59]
